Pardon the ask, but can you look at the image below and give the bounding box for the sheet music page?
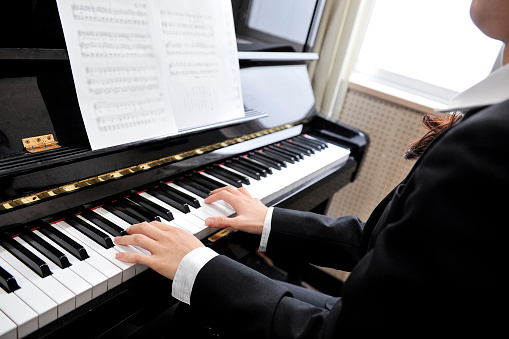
[57,0,244,150]
[57,0,178,150]
[154,0,244,130]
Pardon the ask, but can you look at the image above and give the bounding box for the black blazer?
[190,99,509,338]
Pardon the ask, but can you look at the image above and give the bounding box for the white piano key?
[33,230,108,299]
[141,192,205,226]
[13,237,93,308]
[218,165,271,199]
[0,246,75,318]
[76,214,148,275]
[92,207,131,229]
[139,193,208,234]
[152,214,201,238]
[0,257,57,328]
[47,224,122,290]
[91,208,151,256]
[0,286,38,338]
[167,183,234,217]
[52,221,136,282]
[0,310,16,339]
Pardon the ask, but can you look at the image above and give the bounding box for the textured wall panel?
[327,88,426,221]
[318,88,428,281]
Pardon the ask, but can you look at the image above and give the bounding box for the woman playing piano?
[115,0,509,337]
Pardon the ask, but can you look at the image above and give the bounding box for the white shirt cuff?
[172,246,218,305]
[258,207,274,252]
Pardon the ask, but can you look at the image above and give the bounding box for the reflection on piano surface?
[0,1,368,338]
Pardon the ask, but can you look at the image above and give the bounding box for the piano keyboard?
[0,135,349,339]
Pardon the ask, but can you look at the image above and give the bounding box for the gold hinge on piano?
[22,134,61,153]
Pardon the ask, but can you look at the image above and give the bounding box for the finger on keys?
[209,185,243,196]
[204,188,241,206]
[116,222,205,280]
[115,250,153,268]
[125,222,164,240]
[114,232,155,250]
[237,186,253,198]
[203,196,267,235]
[147,220,177,232]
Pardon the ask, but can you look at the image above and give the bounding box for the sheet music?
[57,0,244,150]
[156,0,244,130]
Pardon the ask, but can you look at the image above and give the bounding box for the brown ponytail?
[404,112,463,160]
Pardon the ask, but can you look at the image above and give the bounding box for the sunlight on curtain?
[309,0,375,119]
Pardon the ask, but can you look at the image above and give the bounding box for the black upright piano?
[0,1,368,338]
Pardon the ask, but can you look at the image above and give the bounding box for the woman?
[115,1,509,337]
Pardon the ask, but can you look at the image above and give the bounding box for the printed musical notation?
[94,97,167,132]
[157,0,244,129]
[71,3,149,26]
[57,0,244,150]
[78,31,154,59]
[85,65,160,95]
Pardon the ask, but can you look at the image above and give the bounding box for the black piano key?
[224,160,261,180]
[80,210,127,237]
[311,136,329,148]
[262,147,295,164]
[66,215,114,249]
[173,178,210,199]
[203,168,243,188]
[213,165,251,185]
[1,238,52,278]
[0,265,20,293]
[38,223,89,260]
[269,144,303,160]
[287,138,318,152]
[281,140,313,155]
[20,231,71,269]
[121,198,161,222]
[248,151,284,169]
[189,173,225,190]
[275,142,306,158]
[127,192,174,221]
[236,156,271,175]
[147,188,190,214]
[297,135,327,148]
[103,202,147,224]
[230,157,267,177]
[257,150,288,167]
[157,183,201,209]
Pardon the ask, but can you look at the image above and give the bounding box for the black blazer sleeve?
[191,254,342,339]
[267,208,364,271]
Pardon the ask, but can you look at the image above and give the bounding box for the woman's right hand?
[203,186,268,235]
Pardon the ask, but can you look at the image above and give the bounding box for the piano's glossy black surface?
[0,1,368,338]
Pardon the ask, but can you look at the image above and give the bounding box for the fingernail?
[116,252,124,259]
[114,236,121,243]
[205,218,214,226]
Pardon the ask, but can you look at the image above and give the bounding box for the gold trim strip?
[1,122,302,212]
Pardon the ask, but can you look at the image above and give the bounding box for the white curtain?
[309,0,375,120]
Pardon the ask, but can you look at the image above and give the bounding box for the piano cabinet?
[0,3,368,337]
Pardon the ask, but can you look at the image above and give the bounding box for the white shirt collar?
[436,61,509,112]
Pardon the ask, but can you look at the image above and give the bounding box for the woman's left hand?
[114,220,204,280]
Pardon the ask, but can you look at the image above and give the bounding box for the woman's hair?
[404,112,463,160]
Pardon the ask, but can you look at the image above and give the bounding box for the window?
[353,0,503,104]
